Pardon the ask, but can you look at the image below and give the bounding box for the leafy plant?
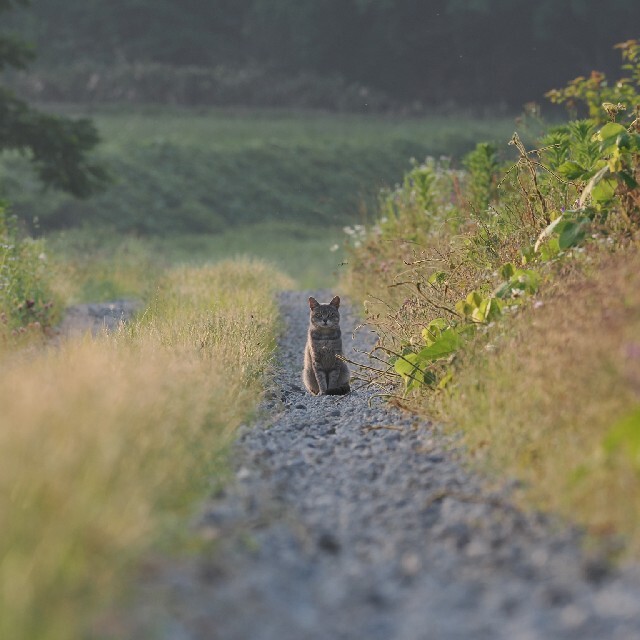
[392,321,462,392]
[378,156,462,239]
[0,204,59,338]
[462,142,500,215]
[546,39,640,123]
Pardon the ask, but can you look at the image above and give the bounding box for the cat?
[303,295,350,396]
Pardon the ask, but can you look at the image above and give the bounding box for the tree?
[0,0,106,197]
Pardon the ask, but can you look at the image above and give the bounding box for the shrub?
[0,204,60,341]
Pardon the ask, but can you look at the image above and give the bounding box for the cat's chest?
[311,336,340,365]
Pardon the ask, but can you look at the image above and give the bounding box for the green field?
[2,106,516,289]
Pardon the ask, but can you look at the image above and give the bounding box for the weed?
[0,204,61,344]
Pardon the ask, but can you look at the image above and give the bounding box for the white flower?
[329,244,339,252]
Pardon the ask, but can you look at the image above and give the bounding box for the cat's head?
[308,296,340,329]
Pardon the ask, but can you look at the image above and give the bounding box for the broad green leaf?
[394,351,421,377]
[591,176,617,203]
[579,165,609,208]
[618,170,639,189]
[558,218,589,250]
[466,290,483,307]
[557,160,587,180]
[598,122,627,141]
[455,300,473,317]
[499,262,515,280]
[415,328,460,362]
[534,214,564,252]
[486,297,503,320]
[422,370,437,387]
[421,318,449,345]
[539,237,561,261]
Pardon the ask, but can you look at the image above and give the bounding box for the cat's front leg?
[327,368,341,391]
[314,365,328,395]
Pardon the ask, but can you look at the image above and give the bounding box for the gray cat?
[303,295,350,396]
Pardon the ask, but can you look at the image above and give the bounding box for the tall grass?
[0,258,291,640]
[47,220,346,294]
[444,245,640,556]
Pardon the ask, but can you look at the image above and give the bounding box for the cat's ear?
[309,297,319,310]
[330,296,340,308]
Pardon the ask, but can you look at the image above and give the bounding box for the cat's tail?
[325,385,351,396]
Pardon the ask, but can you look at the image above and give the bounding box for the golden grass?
[442,244,640,556]
[0,258,291,640]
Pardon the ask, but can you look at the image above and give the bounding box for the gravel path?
[138,291,640,640]
[58,299,140,338]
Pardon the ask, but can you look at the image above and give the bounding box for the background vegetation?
[343,40,640,556]
[6,0,640,109]
[3,108,515,235]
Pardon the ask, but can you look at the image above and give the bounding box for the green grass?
[1,106,516,235]
[90,106,514,152]
[47,220,345,296]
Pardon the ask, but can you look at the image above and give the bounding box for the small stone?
[236,467,251,480]
[400,552,421,576]
[317,531,341,554]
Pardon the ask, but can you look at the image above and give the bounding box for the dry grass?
[442,244,640,556]
[0,258,291,640]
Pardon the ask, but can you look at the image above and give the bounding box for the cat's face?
[308,296,340,329]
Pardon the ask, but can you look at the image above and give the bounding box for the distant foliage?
[8,0,640,107]
[0,204,59,337]
[0,0,106,197]
[9,62,390,111]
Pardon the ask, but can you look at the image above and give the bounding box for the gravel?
[135,291,640,640]
[58,299,140,337]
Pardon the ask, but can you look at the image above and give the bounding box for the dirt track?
[118,291,640,640]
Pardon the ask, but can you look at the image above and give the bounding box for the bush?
[9,62,393,112]
[0,204,60,340]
